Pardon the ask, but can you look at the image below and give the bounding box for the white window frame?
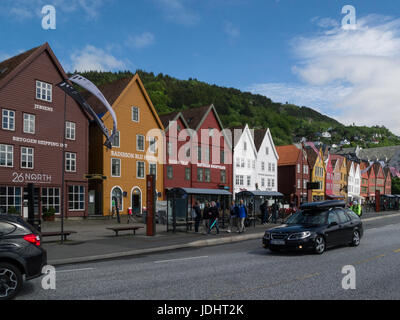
[41,188,60,214]
[65,121,76,141]
[23,113,35,134]
[68,186,85,211]
[132,106,140,122]
[247,175,251,186]
[111,158,121,177]
[65,153,77,172]
[36,80,52,102]
[112,131,120,148]
[0,144,13,167]
[137,135,145,152]
[137,161,145,179]
[21,147,34,169]
[2,109,15,131]
[149,162,157,179]
[148,137,156,154]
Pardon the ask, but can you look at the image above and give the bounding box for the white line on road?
[154,256,209,264]
[56,268,95,273]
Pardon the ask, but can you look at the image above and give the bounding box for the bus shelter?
[235,190,284,227]
[380,194,397,211]
[166,188,232,233]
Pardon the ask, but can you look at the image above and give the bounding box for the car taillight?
[23,234,41,246]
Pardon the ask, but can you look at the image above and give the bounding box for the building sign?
[13,136,67,149]
[197,163,226,170]
[12,172,52,184]
[111,151,158,162]
[34,104,54,112]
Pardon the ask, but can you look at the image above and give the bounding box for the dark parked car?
[263,200,363,254]
[0,215,47,300]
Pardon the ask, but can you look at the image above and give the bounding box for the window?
[298,179,301,189]
[252,160,255,169]
[197,168,203,182]
[198,146,202,162]
[205,147,210,163]
[304,165,308,174]
[268,163,272,172]
[261,162,265,171]
[23,114,35,134]
[111,158,121,177]
[185,168,191,181]
[167,142,173,157]
[0,144,13,167]
[0,187,22,214]
[241,159,245,168]
[236,158,240,168]
[205,169,211,182]
[328,212,340,225]
[266,147,269,155]
[149,163,157,178]
[220,170,226,183]
[167,166,173,179]
[36,81,52,102]
[220,150,225,165]
[41,188,60,214]
[297,164,301,173]
[68,186,85,211]
[267,179,271,188]
[149,137,156,154]
[2,109,15,131]
[65,153,76,172]
[272,179,275,188]
[21,147,34,169]
[111,187,123,211]
[244,142,247,151]
[209,128,214,137]
[132,107,139,122]
[65,122,76,141]
[261,178,265,187]
[247,160,251,169]
[111,131,120,148]
[304,180,308,189]
[137,161,145,179]
[272,163,275,172]
[247,176,251,186]
[137,135,145,152]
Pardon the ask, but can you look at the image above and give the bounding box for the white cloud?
[127,32,155,49]
[248,14,400,135]
[154,0,200,25]
[70,45,127,72]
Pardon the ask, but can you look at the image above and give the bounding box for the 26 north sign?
[12,172,52,184]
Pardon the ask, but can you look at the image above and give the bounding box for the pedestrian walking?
[193,201,202,233]
[202,202,211,235]
[227,201,238,233]
[271,201,278,224]
[260,201,269,225]
[208,201,220,234]
[127,207,134,224]
[238,200,247,233]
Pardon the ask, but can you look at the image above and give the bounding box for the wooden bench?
[41,231,77,241]
[107,226,144,236]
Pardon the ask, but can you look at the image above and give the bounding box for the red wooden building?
[0,43,89,218]
[384,167,392,195]
[276,144,310,206]
[359,161,370,199]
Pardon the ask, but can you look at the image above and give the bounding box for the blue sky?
[2,0,400,133]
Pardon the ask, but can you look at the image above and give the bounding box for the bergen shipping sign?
[133,123,247,165]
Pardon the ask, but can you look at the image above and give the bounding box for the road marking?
[353,254,386,266]
[214,272,320,298]
[154,256,209,264]
[56,268,95,273]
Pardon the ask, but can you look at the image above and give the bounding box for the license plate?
[271,240,285,245]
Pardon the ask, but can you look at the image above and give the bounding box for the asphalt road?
[18,215,400,300]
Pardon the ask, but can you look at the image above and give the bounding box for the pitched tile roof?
[159,111,180,129]
[180,105,212,130]
[254,129,268,152]
[276,145,300,166]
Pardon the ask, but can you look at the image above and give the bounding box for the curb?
[48,232,265,266]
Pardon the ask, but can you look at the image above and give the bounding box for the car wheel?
[350,230,361,247]
[314,236,326,254]
[0,263,23,300]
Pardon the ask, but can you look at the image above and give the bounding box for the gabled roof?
[159,111,190,132]
[254,128,279,161]
[276,145,300,166]
[181,105,213,131]
[0,43,69,90]
[254,129,268,152]
[85,74,164,130]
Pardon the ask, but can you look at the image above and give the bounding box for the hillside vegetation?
[75,70,400,148]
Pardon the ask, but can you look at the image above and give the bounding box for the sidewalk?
[42,210,400,266]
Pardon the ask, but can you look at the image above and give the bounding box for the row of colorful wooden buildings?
[0,43,395,219]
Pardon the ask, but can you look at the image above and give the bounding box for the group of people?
[191,200,249,235]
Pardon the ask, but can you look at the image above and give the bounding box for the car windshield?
[286,210,328,226]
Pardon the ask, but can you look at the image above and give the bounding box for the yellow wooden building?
[87,74,164,216]
[306,147,326,201]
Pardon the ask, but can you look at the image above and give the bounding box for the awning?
[168,188,232,196]
[236,190,284,198]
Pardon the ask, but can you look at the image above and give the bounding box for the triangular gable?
[102,73,164,131]
[258,128,279,161]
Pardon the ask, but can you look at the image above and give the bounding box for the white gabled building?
[347,161,361,200]
[231,125,258,196]
[254,129,279,192]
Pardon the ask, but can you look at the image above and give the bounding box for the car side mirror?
[329,222,338,228]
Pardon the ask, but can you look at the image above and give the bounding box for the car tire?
[314,236,326,255]
[350,230,361,247]
[0,262,23,301]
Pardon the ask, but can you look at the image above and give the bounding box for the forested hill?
[75,70,400,147]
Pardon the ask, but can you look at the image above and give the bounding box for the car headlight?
[264,232,271,239]
[288,231,311,240]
